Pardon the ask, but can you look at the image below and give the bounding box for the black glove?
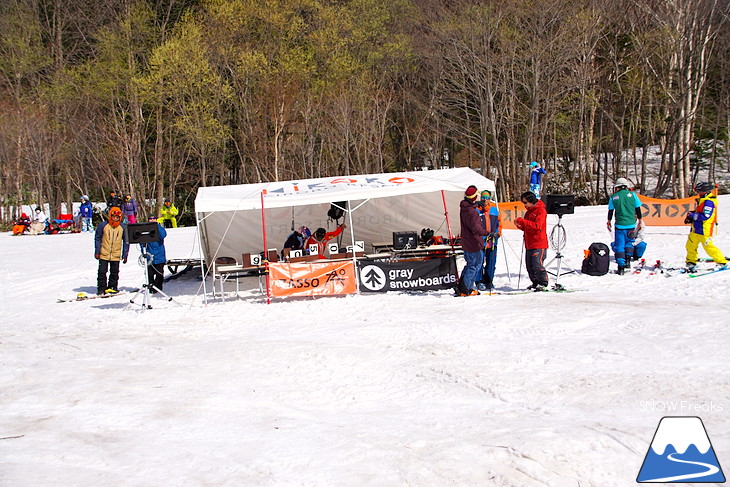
[684,214,693,224]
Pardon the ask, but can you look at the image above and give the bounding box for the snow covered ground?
[1,199,729,487]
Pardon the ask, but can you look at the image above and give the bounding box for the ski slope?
[1,199,728,486]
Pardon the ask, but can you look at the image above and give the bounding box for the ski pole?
[517,236,525,289]
[501,235,511,283]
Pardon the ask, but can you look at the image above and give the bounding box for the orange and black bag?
[581,242,610,276]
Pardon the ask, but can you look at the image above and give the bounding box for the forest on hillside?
[1,0,730,220]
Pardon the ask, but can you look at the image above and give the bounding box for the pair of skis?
[489,284,583,295]
[57,289,139,303]
[642,262,728,278]
[688,266,729,278]
[631,259,666,276]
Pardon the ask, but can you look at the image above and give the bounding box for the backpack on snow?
[581,242,610,276]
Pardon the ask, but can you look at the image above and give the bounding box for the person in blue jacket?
[142,215,167,292]
[78,195,94,232]
[529,161,547,198]
[684,182,727,271]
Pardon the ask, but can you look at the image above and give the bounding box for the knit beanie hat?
[465,185,479,200]
[109,206,123,227]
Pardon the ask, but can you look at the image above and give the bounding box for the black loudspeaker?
[544,194,575,215]
[393,231,418,250]
[327,201,347,221]
[128,222,159,244]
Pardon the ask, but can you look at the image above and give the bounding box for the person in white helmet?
[607,177,643,274]
[78,195,94,232]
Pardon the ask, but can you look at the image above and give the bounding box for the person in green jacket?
[607,178,643,274]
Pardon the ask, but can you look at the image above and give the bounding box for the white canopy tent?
[194,167,496,266]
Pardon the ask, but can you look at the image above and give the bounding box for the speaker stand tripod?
[544,214,576,290]
[128,246,176,311]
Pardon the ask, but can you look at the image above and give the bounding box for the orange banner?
[497,195,701,228]
[498,201,526,230]
[637,195,696,226]
[268,261,357,297]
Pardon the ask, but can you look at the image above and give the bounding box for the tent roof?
[195,167,496,213]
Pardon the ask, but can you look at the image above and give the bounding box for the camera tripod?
[544,214,576,290]
[128,245,175,311]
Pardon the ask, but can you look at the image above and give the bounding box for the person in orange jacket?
[13,213,31,235]
[515,191,549,291]
[305,224,346,258]
[476,190,502,291]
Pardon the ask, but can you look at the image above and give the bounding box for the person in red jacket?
[515,191,549,291]
[305,224,346,258]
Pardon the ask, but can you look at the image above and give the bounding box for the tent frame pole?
[441,190,455,245]
[333,200,366,294]
[195,211,208,306]
[441,190,459,284]
[261,191,270,304]
[345,200,359,294]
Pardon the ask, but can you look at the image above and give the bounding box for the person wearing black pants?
[515,191,549,291]
[143,215,168,293]
[97,259,121,293]
[525,248,549,290]
[147,262,165,293]
[94,207,129,295]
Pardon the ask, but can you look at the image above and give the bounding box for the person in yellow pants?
[684,182,727,272]
[159,199,179,228]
